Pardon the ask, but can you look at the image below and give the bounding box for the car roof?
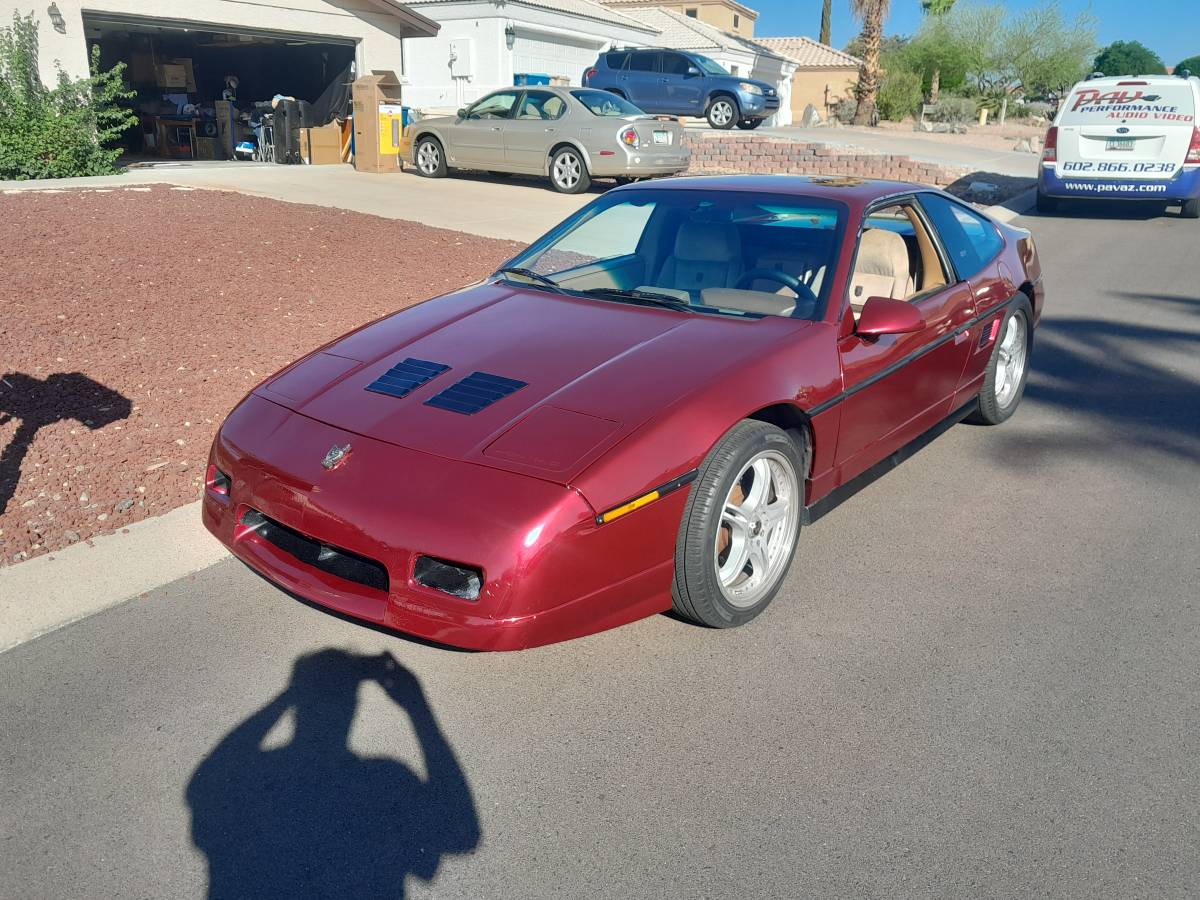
[624,174,935,207]
[1072,75,1199,89]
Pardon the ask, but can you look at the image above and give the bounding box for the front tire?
[1181,197,1200,219]
[706,96,738,130]
[969,301,1032,425]
[549,146,591,194]
[672,421,804,628]
[414,137,447,178]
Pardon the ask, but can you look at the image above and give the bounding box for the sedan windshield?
[500,189,847,320]
[571,89,645,117]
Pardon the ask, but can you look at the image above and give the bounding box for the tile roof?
[622,7,792,63]
[755,36,861,68]
[405,0,656,32]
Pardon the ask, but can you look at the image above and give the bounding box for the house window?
[733,13,740,28]
[685,8,698,17]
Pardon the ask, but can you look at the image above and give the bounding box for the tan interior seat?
[656,222,743,295]
[749,250,827,297]
[848,228,914,314]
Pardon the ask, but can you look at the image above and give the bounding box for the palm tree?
[850,0,891,126]
[820,0,832,46]
[921,0,955,103]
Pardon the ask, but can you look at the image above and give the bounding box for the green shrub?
[833,98,858,124]
[877,66,924,121]
[0,12,137,180]
[927,95,977,124]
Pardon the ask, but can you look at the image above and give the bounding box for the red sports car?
[204,176,1043,650]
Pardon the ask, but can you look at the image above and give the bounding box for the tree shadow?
[942,171,1035,208]
[0,372,132,515]
[186,649,480,899]
[1006,315,1200,461]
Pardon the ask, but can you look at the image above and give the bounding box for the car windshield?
[500,189,847,320]
[571,89,645,117]
[693,55,730,76]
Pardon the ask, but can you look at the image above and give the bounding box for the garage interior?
[84,14,357,162]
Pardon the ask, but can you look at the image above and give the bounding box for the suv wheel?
[706,96,738,130]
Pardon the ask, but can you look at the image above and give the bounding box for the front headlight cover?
[739,82,764,96]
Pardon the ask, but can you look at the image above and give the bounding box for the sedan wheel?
[415,138,447,178]
[707,97,737,130]
[970,301,1032,425]
[549,147,591,194]
[673,420,804,628]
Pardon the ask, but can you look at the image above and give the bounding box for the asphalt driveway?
[1,201,1198,899]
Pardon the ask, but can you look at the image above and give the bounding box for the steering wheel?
[734,268,819,307]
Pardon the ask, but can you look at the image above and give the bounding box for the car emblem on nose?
[322,443,352,470]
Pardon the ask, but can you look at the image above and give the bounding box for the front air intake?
[424,372,527,415]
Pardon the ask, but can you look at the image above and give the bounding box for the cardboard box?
[156,64,187,90]
[352,72,403,173]
[308,122,343,165]
[170,58,197,93]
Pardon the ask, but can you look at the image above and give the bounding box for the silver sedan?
[409,86,689,194]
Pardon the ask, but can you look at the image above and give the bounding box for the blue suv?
[583,48,780,130]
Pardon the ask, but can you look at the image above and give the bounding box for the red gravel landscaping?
[0,185,523,565]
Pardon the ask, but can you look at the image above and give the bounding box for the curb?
[0,502,228,654]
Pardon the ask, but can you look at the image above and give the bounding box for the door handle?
[545,127,556,133]
[490,126,502,131]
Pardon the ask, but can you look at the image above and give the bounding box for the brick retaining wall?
[681,132,967,187]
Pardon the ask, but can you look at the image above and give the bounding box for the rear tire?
[736,118,763,130]
[969,301,1032,426]
[1035,190,1058,214]
[672,421,804,629]
[414,137,447,178]
[549,146,591,194]
[706,96,738,130]
[1181,197,1200,219]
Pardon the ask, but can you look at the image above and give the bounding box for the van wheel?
[736,118,763,130]
[1035,190,1057,214]
[1181,197,1200,219]
[706,96,738,130]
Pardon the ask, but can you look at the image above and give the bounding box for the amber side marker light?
[596,470,698,525]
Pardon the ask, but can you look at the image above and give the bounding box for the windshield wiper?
[495,266,566,292]
[581,287,695,313]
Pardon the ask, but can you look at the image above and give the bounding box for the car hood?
[255,282,808,484]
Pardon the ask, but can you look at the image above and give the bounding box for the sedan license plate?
[1105,137,1135,151]
[653,130,670,145]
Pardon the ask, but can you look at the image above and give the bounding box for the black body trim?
[802,398,978,525]
[807,294,1019,417]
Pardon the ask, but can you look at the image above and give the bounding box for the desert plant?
[833,97,858,124]
[0,12,137,180]
[1093,41,1166,78]
[849,0,892,125]
[926,95,977,123]
[877,61,924,121]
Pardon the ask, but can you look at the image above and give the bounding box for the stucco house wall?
[790,67,859,119]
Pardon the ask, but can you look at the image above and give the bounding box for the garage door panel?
[512,33,597,83]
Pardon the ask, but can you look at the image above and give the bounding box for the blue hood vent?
[365,358,450,399]
[425,372,528,415]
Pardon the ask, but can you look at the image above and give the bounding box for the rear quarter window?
[1058,83,1197,126]
[920,194,1003,280]
[605,51,630,70]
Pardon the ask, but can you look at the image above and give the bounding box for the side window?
[628,51,659,73]
[849,202,948,313]
[469,91,519,119]
[517,91,566,120]
[605,50,630,70]
[919,193,1004,279]
[662,53,692,76]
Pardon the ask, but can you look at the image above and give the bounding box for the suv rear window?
[628,51,659,73]
[1058,82,1196,126]
[605,51,630,70]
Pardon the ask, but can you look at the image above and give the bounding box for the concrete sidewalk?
[2,163,592,242]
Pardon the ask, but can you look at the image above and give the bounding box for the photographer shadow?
[186,649,480,899]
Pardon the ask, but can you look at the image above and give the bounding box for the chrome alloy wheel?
[416,141,441,175]
[709,99,735,127]
[552,151,582,190]
[714,449,800,609]
[993,311,1028,408]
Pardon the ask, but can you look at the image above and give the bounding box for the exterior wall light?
[47,3,66,32]
[505,22,516,50]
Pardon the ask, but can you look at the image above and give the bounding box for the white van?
[1037,73,1200,217]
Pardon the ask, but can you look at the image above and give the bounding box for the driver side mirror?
[457,107,469,119]
[856,296,924,338]
[686,66,702,77]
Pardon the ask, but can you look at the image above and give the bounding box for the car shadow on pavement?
[1008,313,1200,459]
[0,372,132,516]
[186,648,480,899]
[1029,198,1186,220]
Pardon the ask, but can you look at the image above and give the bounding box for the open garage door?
[512,30,599,85]
[84,12,357,160]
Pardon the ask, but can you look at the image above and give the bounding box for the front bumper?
[203,394,681,650]
[1039,165,1200,201]
[737,92,781,119]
